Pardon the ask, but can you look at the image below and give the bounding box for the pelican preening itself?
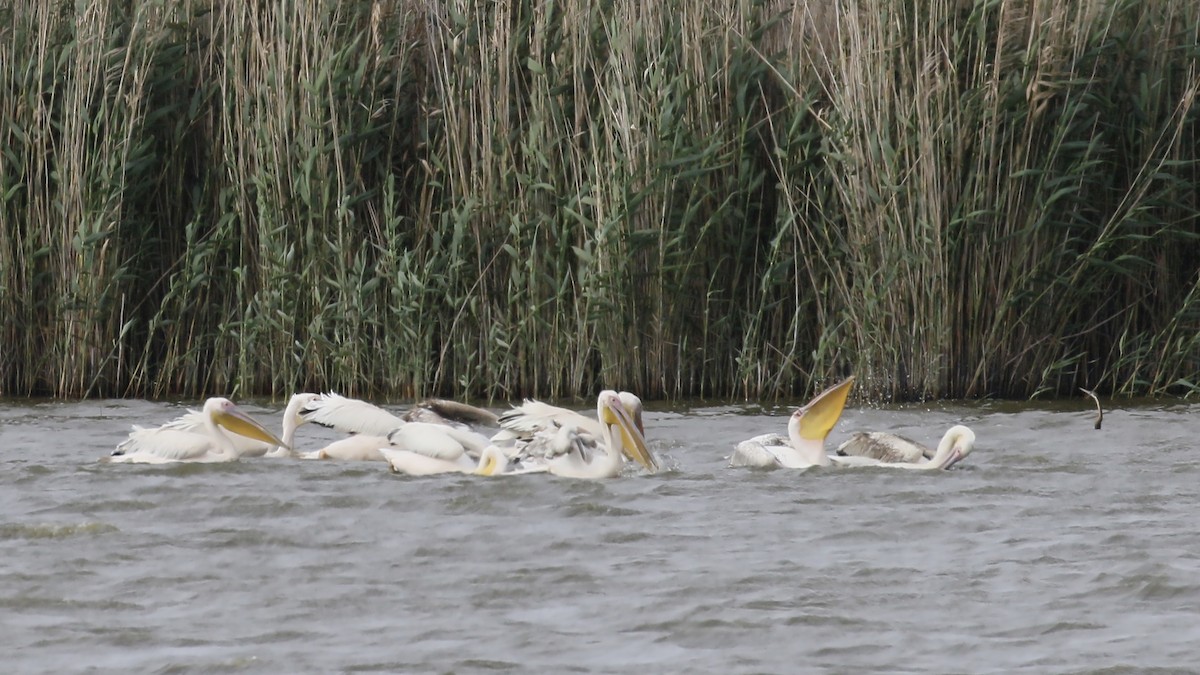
[730,376,976,471]
[107,398,288,464]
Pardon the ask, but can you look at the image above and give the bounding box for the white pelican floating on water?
[299,393,498,436]
[380,445,542,477]
[533,391,655,479]
[297,393,493,462]
[107,398,287,464]
[299,434,391,461]
[730,376,856,469]
[836,426,976,470]
[731,376,975,471]
[495,391,658,475]
[152,392,318,458]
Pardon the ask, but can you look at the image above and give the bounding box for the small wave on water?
[0,521,119,540]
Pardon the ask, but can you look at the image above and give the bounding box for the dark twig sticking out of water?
[1079,388,1103,430]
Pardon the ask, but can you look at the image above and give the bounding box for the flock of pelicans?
[103,376,977,477]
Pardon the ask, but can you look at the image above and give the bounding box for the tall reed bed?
[1,0,1198,401]
[774,0,1200,398]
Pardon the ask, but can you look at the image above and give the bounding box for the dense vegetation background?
[2,0,1198,401]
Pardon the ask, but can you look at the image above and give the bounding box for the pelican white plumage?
[155,392,318,458]
[380,445,541,477]
[541,390,655,479]
[730,376,855,469]
[300,393,498,436]
[298,393,492,462]
[295,394,397,460]
[378,445,473,474]
[494,399,608,441]
[495,391,658,474]
[834,425,976,470]
[299,422,492,462]
[298,434,391,461]
[300,393,405,436]
[836,430,932,463]
[107,398,287,464]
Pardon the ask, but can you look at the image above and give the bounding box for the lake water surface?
[2,396,1198,673]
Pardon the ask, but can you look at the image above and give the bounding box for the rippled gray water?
[2,396,1199,673]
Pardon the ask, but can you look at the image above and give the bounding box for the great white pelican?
[835,426,976,470]
[107,398,287,464]
[731,376,974,471]
[297,393,492,462]
[730,376,855,469]
[379,444,544,477]
[537,390,655,479]
[298,434,391,461]
[152,392,318,458]
[300,393,498,435]
[495,391,658,474]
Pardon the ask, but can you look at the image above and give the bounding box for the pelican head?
[617,391,646,436]
[206,398,289,450]
[598,390,657,473]
[273,392,320,453]
[285,393,320,426]
[933,425,975,469]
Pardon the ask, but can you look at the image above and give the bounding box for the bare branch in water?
[1079,388,1103,430]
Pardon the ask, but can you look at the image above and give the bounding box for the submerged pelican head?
[598,390,657,473]
[206,398,289,451]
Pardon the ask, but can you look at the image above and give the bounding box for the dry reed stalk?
[1,0,1198,401]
